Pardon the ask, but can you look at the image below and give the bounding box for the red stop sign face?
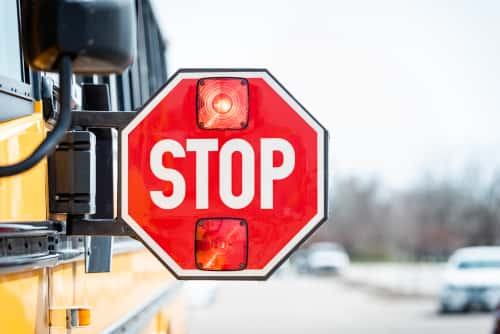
[120,69,328,279]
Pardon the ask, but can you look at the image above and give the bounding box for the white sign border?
[120,69,328,279]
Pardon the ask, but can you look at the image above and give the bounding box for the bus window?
[0,0,22,81]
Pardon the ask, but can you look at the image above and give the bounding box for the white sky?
[154,0,500,189]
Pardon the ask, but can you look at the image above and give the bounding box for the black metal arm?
[71,111,137,129]
[66,216,136,237]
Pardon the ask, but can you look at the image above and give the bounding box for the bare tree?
[319,168,500,261]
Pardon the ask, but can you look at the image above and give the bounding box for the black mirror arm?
[0,56,73,177]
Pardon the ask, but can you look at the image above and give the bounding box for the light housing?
[197,78,249,130]
[195,218,248,271]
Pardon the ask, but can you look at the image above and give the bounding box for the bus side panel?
[0,269,49,334]
[0,109,47,222]
[49,249,185,334]
[140,296,187,334]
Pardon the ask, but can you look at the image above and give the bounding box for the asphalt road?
[187,276,493,334]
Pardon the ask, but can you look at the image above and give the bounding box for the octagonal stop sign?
[120,69,328,279]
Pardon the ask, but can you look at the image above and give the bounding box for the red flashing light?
[195,218,248,271]
[197,78,249,129]
[212,93,233,114]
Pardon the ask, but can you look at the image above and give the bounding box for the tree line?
[313,169,500,261]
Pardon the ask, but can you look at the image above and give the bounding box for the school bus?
[0,0,186,333]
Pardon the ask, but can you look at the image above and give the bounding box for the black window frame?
[112,0,168,111]
[75,0,168,112]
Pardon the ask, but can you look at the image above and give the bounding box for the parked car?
[439,246,500,313]
[290,249,311,274]
[306,242,350,274]
[494,302,500,334]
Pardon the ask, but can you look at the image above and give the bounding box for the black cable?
[0,56,73,177]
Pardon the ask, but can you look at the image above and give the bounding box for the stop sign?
[120,69,328,279]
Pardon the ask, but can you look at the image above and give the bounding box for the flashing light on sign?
[195,218,248,271]
[197,78,249,129]
[212,93,233,114]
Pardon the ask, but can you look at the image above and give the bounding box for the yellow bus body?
[0,102,47,222]
[0,102,186,334]
[0,248,185,334]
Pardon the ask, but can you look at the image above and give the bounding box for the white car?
[440,246,500,312]
[306,242,350,274]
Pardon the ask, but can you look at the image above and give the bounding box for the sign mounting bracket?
[66,216,137,237]
[71,111,137,129]
[67,110,136,238]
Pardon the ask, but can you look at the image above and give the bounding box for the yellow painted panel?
[0,269,48,334]
[50,263,76,307]
[161,295,187,334]
[47,249,183,334]
[49,263,77,334]
[140,318,159,334]
[0,109,48,222]
[0,250,184,334]
[141,290,187,334]
[72,250,176,333]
